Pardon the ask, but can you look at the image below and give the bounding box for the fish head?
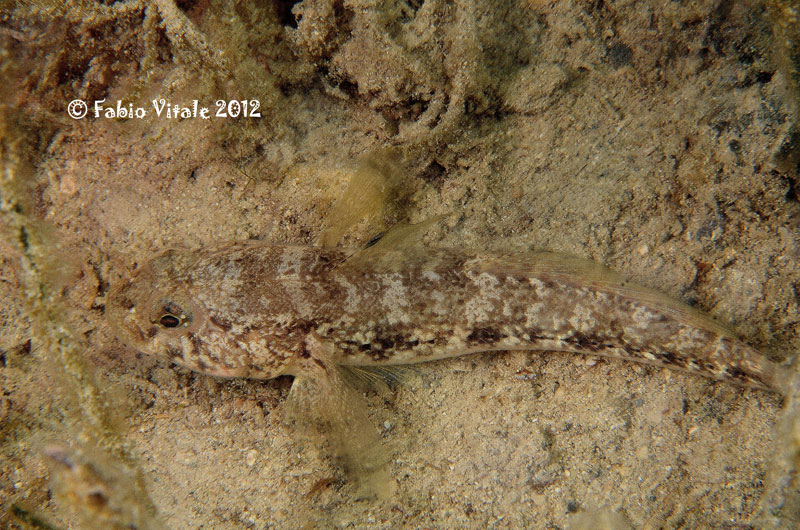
[107,248,294,379]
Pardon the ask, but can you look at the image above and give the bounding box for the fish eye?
[159,314,182,328]
[151,298,194,331]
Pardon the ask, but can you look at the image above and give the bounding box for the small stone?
[245,449,258,467]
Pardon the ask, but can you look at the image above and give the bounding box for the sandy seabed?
[2,1,800,528]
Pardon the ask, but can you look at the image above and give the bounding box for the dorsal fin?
[318,147,405,248]
[339,216,451,273]
[473,251,736,337]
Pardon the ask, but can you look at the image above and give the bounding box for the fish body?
[107,242,782,392]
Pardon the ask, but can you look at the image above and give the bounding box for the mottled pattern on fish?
[107,242,782,392]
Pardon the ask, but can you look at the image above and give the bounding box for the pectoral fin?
[286,334,396,500]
